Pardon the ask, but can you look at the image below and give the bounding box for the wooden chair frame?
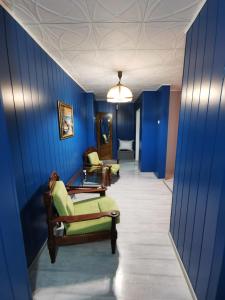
[43,171,120,263]
[83,147,120,185]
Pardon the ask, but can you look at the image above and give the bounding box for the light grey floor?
[30,161,192,300]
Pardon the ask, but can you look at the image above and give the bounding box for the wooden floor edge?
[168,232,198,300]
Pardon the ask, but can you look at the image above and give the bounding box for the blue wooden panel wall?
[136,88,169,178]
[0,7,31,299]
[0,8,94,266]
[140,92,158,172]
[156,86,170,178]
[95,101,135,158]
[85,93,97,147]
[170,0,225,299]
[0,97,31,300]
[117,103,135,141]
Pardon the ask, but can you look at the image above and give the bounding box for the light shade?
[107,83,133,103]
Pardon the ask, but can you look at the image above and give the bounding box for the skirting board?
[168,232,198,300]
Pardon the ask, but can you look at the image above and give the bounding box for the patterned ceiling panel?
[2,0,205,99]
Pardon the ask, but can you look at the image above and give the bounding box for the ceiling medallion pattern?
[4,0,205,99]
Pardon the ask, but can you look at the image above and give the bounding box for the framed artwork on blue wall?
[57,101,74,139]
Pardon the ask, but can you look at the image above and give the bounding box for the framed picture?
[57,101,74,139]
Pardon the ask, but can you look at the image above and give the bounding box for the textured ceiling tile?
[145,0,203,21]
[86,0,148,22]
[137,22,186,50]
[34,0,89,23]
[3,0,203,99]
[36,23,97,50]
[93,23,141,49]
[9,0,39,23]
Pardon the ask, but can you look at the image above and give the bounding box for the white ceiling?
[2,0,205,100]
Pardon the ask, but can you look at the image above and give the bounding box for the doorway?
[135,108,140,161]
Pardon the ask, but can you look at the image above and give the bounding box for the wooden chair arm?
[84,163,103,168]
[66,186,106,195]
[52,210,120,224]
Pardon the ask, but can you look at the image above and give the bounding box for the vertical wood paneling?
[0,8,94,266]
[170,0,225,299]
[170,28,193,237]
[176,16,200,256]
[135,88,169,177]
[188,0,218,288]
[156,86,170,178]
[182,6,208,270]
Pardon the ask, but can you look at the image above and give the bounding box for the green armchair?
[83,147,120,185]
[44,172,120,263]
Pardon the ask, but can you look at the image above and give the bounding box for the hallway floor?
[30,161,192,300]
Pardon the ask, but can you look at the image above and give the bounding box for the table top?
[68,166,109,188]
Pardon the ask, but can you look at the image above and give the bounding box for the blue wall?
[0,7,31,299]
[136,86,170,178]
[95,101,135,159]
[156,86,170,178]
[170,0,225,299]
[0,8,95,266]
[85,93,97,147]
[117,103,135,142]
[139,92,158,172]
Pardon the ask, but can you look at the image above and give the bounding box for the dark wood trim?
[52,210,119,224]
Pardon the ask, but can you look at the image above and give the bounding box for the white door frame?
[135,108,140,161]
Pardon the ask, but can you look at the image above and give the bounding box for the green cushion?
[110,164,120,175]
[98,196,119,212]
[98,196,120,224]
[88,152,100,165]
[52,181,69,216]
[73,198,100,215]
[66,217,111,236]
[66,195,75,215]
[66,196,120,236]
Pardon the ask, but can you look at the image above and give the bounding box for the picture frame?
[57,101,74,139]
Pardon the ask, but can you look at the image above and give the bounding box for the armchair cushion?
[66,196,120,236]
[66,217,111,236]
[110,164,120,175]
[88,151,101,165]
[74,198,100,215]
[52,181,75,216]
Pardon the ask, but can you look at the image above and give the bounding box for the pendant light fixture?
[107,71,133,103]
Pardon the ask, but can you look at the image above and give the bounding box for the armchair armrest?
[84,163,104,167]
[66,185,106,195]
[52,210,120,224]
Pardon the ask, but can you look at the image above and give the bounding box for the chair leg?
[108,171,112,186]
[48,240,57,263]
[111,230,117,254]
[111,217,117,254]
[117,171,120,177]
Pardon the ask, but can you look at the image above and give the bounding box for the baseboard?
[168,232,198,300]
[28,240,47,272]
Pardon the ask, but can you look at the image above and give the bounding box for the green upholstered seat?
[110,164,120,175]
[87,152,119,175]
[88,151,101,165]
[66,196,119,236]
[52,181,119,236]
[52,181,74,216]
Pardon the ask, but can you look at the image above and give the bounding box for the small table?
[67,165,110,188]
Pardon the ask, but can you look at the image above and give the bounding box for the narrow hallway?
[30,162,192,300]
